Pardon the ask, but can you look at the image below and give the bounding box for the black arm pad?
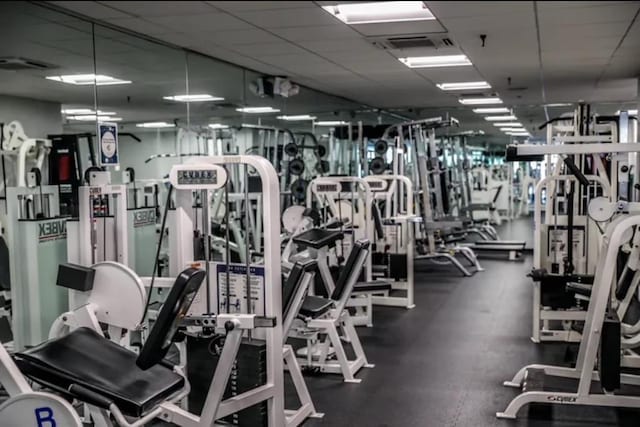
[68,384,114,409]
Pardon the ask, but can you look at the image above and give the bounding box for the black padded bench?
[299,240,369,319]
[293,228,344,250]
[14,268,206,418]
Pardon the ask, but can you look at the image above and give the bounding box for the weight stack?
[187,336,268,426]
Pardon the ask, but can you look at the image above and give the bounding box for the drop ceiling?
[9,1,640,139]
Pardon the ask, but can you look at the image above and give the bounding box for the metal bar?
[510,142,640,156]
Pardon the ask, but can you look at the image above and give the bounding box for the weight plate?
[318,160,330,174]
[284,142,299,157]
[374,139,388,155]
[369,156,387,174]
[290,179,308,201]
[288,158,305,176]
[316,144,328,159]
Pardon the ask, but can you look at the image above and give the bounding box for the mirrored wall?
[1,2,403,182]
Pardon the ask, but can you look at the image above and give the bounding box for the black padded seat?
[353,281,392,293]
[283,260,317,318]
[293,228,344,249]
[299,295,334,318]
[14,327,184,417]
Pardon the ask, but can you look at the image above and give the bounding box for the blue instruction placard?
[98,122,119,166]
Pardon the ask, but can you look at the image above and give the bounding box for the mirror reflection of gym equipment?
[0,2,639,426]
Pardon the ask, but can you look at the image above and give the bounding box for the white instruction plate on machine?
[215,263,266,316]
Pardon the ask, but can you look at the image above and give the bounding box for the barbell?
[374,139,388,155]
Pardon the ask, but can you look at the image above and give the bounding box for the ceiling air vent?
[370,34,455,51]
[0,57,57,71]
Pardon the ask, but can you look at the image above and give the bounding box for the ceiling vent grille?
[0,57,57,71]
[370,34,455,51]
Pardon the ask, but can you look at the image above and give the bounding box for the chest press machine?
[0,156,301,427]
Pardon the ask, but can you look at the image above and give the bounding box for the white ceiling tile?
[190,29,283,45]
[147,13,251,32]
[297,39,376,53]
[228,8,341,28]
[99,1,215,17]
[539,5,638,26]
[208,1,317,12]
[426,1,534,19]
[49,1,132,19]
[230,42,306,57]
[271,25,359,41]
[103,17,174,35]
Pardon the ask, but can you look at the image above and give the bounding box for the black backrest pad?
[283,263,305,319]
[136,268,206,370]
[283,260,317,319]
[330,240,369,301]
[372,204,384,240]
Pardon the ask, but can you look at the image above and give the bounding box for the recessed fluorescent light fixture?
[459,97,502,105]
[500,127,527,132]
[163,94,224,102]
[400,55,472,69]
[493,122,522,127]
[136,122,175,129]
[208,124,229,129]
[69,115,122,122]
[315,121,348,126]
[47,74,131,86]
[277,115,317,121]
[236,107,280,113]
[472,107,510,114]
[436,81,491,91]
[485,115,517,121]
[507,132,531,136]
[322,1,435,25]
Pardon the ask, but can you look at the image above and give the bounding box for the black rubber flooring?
[292,219,640,427]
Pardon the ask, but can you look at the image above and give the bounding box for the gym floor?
[293,218,640,427]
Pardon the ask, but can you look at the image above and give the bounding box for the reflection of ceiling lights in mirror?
[507,132,531,136]
[46,74,131,86]
[472,107,510,114]
[458,97,502,105]
[163,94,224,102]
[63,109,115,115]
[616,109,638,115]
[315,121,348,126]
[500,127,526,132]
[277,115,317,121]
[399,55,471,69]
[322,1,435,24]
[436,81,490,91]
[545,103,572,107]
[485,115,517,121]
[208,124,229,129]
[136,122,175,128]
[68,115,121,121]
[236,107,280,113]
[493,122,522,127]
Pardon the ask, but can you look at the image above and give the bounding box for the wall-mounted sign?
[98,122,119,166]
